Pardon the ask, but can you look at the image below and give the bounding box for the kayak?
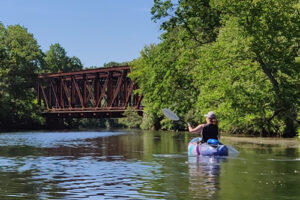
[188,137,228,156]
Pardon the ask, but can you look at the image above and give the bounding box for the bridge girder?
[37,65,143,118]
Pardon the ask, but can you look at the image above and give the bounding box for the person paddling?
[188,111,219,143]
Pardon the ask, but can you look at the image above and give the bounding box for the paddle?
[162,108,191,126]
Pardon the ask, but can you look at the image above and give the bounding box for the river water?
[0,130,299,200]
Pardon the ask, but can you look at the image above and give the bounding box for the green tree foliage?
[212,0,300,137]
[130,28,199,130]
[103,61,128,68]
[151,0,221,44]
[193,18,280,135]
[131,0,300,136]
[0,24,44,129]
[118,107,143,128]
[0,23,86,130]
[85,61,129,69]
[42,43,83,73]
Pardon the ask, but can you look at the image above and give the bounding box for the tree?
[192,18,278,135]
[209,0,300,136]
[42,43,83,73]
[130,28,199,130]
[118,107,143,128]
[0,24,44,129]
[103,61,128,68]
[132,0,300,136]
[151,0,221,44]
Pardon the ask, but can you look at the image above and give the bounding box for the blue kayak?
[188,137,228,156]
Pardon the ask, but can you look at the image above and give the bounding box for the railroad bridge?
[37,65,143,119]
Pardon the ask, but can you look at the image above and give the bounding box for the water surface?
[0,130,299,199]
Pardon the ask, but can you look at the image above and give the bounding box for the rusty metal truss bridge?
[37,65,143,118]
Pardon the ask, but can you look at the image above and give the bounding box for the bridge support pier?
[46,116,64,130]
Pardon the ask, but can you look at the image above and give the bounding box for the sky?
[0,0,162,67]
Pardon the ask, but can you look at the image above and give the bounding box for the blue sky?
[0,0,161,67]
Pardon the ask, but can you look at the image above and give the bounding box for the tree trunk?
[282,117,297,138]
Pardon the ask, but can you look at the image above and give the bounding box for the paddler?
[188,111,219,143]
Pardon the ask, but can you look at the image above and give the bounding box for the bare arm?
[188,124,204,134]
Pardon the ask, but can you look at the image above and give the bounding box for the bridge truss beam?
[37,65,143,118]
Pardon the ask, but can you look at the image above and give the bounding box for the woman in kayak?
[188,111,219,143]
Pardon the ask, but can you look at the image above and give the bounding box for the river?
[0,130,299,200]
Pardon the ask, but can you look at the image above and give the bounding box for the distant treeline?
[129,0,300,137]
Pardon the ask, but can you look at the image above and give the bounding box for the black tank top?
[202,124,219,142]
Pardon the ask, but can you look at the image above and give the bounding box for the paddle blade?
[162,108,180,121]
[227,146,239,155]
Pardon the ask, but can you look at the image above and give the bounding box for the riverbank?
[221,136,300,148]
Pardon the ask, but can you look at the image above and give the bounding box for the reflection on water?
[0,131,128,148]
[188,156,226,199]
[0,131,299,199]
